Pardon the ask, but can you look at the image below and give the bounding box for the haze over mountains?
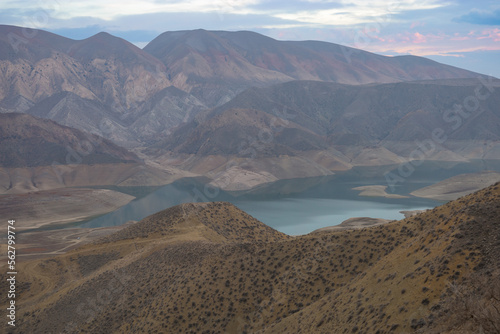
[1,24,500,191]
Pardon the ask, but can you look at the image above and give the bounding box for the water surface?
[73,160,500,235]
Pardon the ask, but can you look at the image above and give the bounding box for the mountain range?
[153,79,500,189]
[1,24,499,190]
[2,24,500,333]
[4,182,499,333]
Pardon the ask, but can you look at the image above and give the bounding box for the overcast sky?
[1,0,499,78]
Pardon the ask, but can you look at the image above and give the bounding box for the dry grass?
[1,184,499,333]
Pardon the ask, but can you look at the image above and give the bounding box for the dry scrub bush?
[444,271,500,333]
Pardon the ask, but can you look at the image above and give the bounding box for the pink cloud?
[349,28,500,59]
[476,29,500,41]
[451,36,470,41]
[482,28,500,42]
[410,21,426,29]
[412,32,426,44]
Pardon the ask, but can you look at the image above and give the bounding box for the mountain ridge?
[144,28,483,106]
[0,113,198,194]
[152,78,500,190]
[0,24,490,148]
[1,24,499,191]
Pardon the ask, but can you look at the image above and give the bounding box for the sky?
[1,0,499,78]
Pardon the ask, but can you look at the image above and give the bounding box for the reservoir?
[75,160,486,235]
[73,160,500,235]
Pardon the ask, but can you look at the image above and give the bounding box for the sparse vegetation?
[1,183,500,333]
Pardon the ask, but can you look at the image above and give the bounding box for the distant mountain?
[152,78,500,189]
[144,29,482,106]
[0,113,138,168]
[22,87,207,147]
[0,113,199,194]
[0,25,489,149]
[2,24,499,187]
[0,25,182,146]
[0,25,170,109]
[127,86,208,145]
[7,183,500,333]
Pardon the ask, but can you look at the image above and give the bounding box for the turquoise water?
[234,198,431,235]
[68,160,500,235]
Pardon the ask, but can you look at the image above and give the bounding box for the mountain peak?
[98,202,290,244]
[91,31,114,38]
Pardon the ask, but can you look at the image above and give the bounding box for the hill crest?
[98,201,290,244]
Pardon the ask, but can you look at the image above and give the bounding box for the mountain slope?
[152,78,500,189]
[0,25,489,148]
[5,184,499,333]
[0,113,197,194]
[0,25,170,108]
[144,29,482,106]
[0,113,138,168]
[264,182,500,333]
[212,79,500,143]
[0,25,182,146]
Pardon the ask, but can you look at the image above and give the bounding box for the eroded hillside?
[2,184,499,333]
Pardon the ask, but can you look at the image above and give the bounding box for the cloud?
[41,11,301,42]
[413,32,426,43]
[270,0,449,27]
[0,0,452,31]
[410,21,425,29]
[455,9,500,26]
[478,28,500,42]
[0,0,260,21]
[248,0,345,12]
[426,49,500,78]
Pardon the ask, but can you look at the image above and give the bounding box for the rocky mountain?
[5,183,499,333]
[151,78,500,189]
[0,25,182,147]
[2,25,499,191]
[0,25,489,148]
[0,113,197,194]
[0,113,138,168]
[144,29,481,106]
[0,25,170,109]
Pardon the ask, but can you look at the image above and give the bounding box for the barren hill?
[0,25,175,147]
[154,79,500,190]
[0,113,138,168]
[0,25,490,148]
[98,202,290,244]
[4,184,499,333]
[144,29,480,106]
[0,113,196,194]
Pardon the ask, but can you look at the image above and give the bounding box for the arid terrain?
[2,26,500,192]
[2,183,499,333]
[1,24,500,334]
[0,188,135,230]
[352,185,409,199]
[0,224,133,261]
[410,171,500,201]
